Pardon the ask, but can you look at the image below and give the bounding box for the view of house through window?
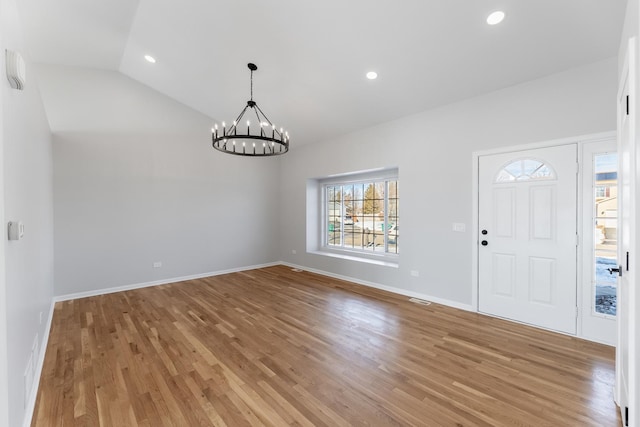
[326,179,399,254]
[593,153,617,316]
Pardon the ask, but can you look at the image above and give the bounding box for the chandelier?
[211,63,289,156]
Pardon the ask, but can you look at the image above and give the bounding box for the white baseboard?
[281,262,475,312]
[23,299,55,427]
[54,261,473,311]
[54,262,281,302]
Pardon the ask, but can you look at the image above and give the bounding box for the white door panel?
[529,257,555,304]
[616,36,635,425]
[492,253,516,297]
[494,188,515,237]
[479,144,577,334]
[530,186,555,240]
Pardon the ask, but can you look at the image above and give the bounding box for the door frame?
[471,131,616,341]
[0,25,9,427]
[616,35,637,425]
[579,139,618,346]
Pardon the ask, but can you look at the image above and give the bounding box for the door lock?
[481,240,488,246]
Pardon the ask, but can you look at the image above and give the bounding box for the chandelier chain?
[250,68,254,102]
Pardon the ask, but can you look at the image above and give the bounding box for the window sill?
[309,249,399,268]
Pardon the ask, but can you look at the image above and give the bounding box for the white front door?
[478,144,578,334]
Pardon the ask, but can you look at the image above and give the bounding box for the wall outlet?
[410,270,419,277]
[291,249,297,255]
[8,221,24,240]
[452,223,466,232]
[153,261,162,268]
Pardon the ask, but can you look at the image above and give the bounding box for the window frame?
[494,157,557,183]
[591,152,618,319]
[595,185,611,198]
[320,170,399,261]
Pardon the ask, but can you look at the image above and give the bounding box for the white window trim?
[307,168,399,267]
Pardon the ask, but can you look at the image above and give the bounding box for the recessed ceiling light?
[144,55,156,64]
[486,11,505,25]
[366,71,378,80]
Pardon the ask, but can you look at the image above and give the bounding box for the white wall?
[1,0,54,425]
[279,57,617,307]
[37,65,281,296]
[620,0,638,71]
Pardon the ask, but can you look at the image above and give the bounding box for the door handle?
[608,266,622,277]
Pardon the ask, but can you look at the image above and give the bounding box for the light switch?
[452,223,466,232]
[8,221,24,240]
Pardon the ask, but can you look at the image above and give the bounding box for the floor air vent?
[409,297,431,306]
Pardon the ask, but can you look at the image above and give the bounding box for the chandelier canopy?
[211,63,289,156]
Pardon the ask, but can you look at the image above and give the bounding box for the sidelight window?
[592,153,617,317]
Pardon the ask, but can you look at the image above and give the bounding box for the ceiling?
[18,0,627,146]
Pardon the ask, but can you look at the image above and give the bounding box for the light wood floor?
[33,265,620,426]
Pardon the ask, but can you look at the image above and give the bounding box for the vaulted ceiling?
[18,0,627,146]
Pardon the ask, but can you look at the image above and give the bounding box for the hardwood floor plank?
[32,265,620,426]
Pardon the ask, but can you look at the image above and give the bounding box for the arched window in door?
[495,158,556,183]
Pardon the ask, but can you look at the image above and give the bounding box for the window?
[592,153,617,317]
[595,186,610,198]
[324,176,399,256]
[495,158,556,183]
